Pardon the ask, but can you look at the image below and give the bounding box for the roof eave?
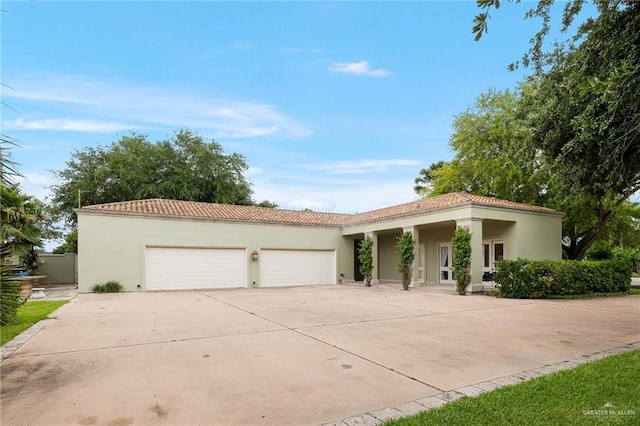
[75,208,345,228]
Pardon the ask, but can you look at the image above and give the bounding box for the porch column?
[402,226,420,288]
[455,218,483,293]
[365,232,380,285]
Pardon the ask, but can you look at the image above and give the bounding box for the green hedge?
[494,258,632,298]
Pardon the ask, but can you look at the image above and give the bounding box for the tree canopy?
[1,142,48,270]
[422,0,640,259]
[50,129,274,225]
[416,81,639,259]
[415,87,547,205]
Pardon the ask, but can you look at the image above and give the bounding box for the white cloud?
[246,166,264,176]
[252,175,418,214]
[328,60,392,77]
[3,73,310,139]
[306,159,420,175]
[3,118,134,133]
[15,173,56,201]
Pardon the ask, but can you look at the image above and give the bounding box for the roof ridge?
[81,192,560,226]
[86,198,353,217]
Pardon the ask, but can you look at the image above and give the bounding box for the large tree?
[462,0,640,259]
[416,84,637,259]
[51,129,266,225]
[416,87,547,204]
[1,143,48,271]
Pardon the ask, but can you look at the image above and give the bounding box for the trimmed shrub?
[452,227,472,295]
[612,248,640,275]
[494,258,632,298]
[92,280,123,293]
[358,235,374,287]
[396,231,415,291]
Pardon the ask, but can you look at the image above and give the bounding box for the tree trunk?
[364,274,372,287]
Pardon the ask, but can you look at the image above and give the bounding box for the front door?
[438,243,454,284]
[482,240,505,282]
[354,239,364,281]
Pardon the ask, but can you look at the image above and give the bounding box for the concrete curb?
[0,298,77,362]
[322,341,640,426]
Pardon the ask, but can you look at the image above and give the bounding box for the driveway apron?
[1,286,638,425]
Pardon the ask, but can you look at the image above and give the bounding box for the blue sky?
[3,1,575,226]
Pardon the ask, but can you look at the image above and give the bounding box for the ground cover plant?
[385,349,640,426]
[92,280,123,293]
[1,300,67,345]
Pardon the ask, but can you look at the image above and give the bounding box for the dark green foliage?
[50,129,271,226]
[358,235,374,287]
[452,227,472,295]
[53,229,78,254]
[414,161,447,195]
[1,183,45,267]
[0,260,22,325]
[91,283,105,293]
[494,258,632,298]
[466,1,640,260]
[92,280,123,293]
[585,246,613,261]
[103,280,123,292]
[611,248,640,275]
[396,232,415,291]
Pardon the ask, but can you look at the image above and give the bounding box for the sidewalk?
[36,283,78,301]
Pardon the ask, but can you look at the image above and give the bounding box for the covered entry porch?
[341,194,562,293]
[346,219,515,292]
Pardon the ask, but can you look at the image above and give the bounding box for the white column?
[365,232,379,285]
[402,226,420,288]
[455,218,483,293]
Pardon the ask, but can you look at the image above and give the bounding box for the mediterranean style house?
[76,192,563,293]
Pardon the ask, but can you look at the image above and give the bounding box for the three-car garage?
[145,246,336,290]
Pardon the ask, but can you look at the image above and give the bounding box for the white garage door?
[260,249,335,287]
[146,247,246,290]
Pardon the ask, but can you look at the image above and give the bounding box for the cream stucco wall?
[78,212,348,293]
[79,201,563,292]
[377,231,402,281]
[342,204,563,286]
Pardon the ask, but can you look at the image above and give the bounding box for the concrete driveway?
[1,285,638,425]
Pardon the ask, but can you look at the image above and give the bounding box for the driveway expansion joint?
[326,341,640,426]
[200,291,444,392]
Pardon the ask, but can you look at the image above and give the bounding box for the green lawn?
[385,349,640,426]
[1,300,68,345]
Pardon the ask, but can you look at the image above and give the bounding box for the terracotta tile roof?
[81,193,559,227]
[346,192,558,225]
[82,198,351,226]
